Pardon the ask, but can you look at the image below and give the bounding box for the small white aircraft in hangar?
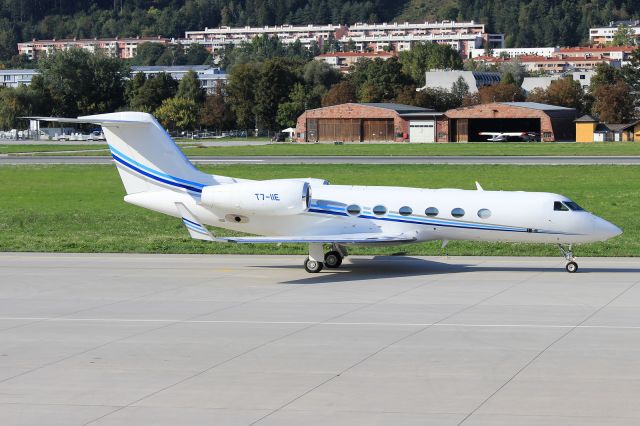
[480,131,540,142]
[32,112,622,273]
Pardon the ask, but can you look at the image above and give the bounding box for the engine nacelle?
[200,179,311,216]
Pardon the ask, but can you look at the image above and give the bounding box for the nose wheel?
[558,244,578,273]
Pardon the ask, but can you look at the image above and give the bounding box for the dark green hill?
[1,0,639,61]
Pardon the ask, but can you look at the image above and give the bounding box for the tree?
[276,83,310,128]
[592,80,635,123]
[38,48,129,117]
[498,59,525,86]
[465,82,525,105]
[176,70,205,104]
[254,58,299,131]
[155,97,200,131]
[200,85,236,130]
[399,43,463,86]
[131,43,167,66]
[540,77,585,110]
[622,48,640,109]
[451,76,470,105]
[226,62,260,129]
[350,57,409,102]
[612,25,636,46]
[128,72,178,112]
[185,44,210,65]
[321,80,357,106]
[0,86,35,129]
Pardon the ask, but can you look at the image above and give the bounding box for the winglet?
[175,203,215,241]
[475,181,484,191]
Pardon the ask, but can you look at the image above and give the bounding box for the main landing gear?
[304,243,345,273]
[558,244,578,273]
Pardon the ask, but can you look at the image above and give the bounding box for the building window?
[425,207,439,217]
[451,208,465,218]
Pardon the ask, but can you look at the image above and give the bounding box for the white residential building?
[340,21,504,56]
[469,47,559,59]
[419,70,501,94]
[589,20,640,45]
[184,24,348,54]
[0,69,38,88]
[18,37,172,61]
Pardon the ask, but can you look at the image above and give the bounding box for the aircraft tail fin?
[29,112,215,195]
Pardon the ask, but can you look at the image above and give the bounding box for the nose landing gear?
[558,244,578,273]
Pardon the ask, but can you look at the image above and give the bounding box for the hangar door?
[409,120,435,143]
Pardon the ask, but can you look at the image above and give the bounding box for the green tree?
[254,58,299,131]
[155,97,200,131]
[350,57,409,102]
[128,72,178,112]
[185,44,210,65]
[176,70,205,104]
[38,48,129,116]
[276,83,309,128]
[612,25,636,46]
[226,62,260,129]
[399,43,463,86]
[131,43,167,66]
[200,85,236,130]
[622,48,640,109]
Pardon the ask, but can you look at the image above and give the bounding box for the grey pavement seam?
[457,275,640,425]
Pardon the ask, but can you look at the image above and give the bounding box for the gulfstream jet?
[32,112,622,273]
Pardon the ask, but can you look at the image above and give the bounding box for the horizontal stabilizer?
[175,202,215,241]
[21,114,149,127]
[220,233,417,244]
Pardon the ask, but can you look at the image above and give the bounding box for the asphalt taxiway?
[2,155,640,165]
[1,253,640,425]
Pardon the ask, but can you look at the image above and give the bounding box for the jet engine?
[200,179,311,216]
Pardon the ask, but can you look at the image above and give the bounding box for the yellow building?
[574,115,599,142]
[575,115,640,142]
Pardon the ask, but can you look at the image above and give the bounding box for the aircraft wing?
[219,233,417,244]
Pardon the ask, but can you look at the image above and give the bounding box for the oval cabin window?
[451,208,465,218]
[477,209,492,219]
[346,204,361,216]
[425,207,439,217]
[373,205,387,216]
[399,206,413,216]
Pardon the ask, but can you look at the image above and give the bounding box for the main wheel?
[304,257,323,273]
[324,251,343,269]
[565,261,578,273]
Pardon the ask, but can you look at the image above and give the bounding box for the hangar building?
[296,103,447,143]
[445,102,577,142]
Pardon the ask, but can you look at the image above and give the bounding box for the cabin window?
[477,208,491,219]
[554,201,569,211]
[373,205,387,216]
[346,204,361,216]
[399,206,413,216]
[565,201,584,211]
[425,207,439,217]
[451,208,465,218]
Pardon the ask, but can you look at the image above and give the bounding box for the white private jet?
[32,112,622,273]
[479,132,539,142]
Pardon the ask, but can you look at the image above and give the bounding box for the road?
[2,155,640,165]
[1,253,640,425]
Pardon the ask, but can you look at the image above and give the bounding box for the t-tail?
[30,112,239,195]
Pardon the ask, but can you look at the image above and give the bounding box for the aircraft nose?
[594,217,622,240]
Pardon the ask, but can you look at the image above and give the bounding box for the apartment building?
[0,69,38,88]
[183,24,348,54]
[341,21,504,56]
[472,52,623,73]
[589,20,640,45]
[469,47,559,59]
[17,37,172,61]
[314,51,395,72]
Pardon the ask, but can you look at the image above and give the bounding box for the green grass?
[2,142,640,157]
[0,164,636,256]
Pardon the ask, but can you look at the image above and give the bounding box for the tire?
[565,261,578,273]
[304,257,323,273]
[324,251,343,269]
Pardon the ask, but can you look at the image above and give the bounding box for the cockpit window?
[565,201,584,211]
[554,201,569,211]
